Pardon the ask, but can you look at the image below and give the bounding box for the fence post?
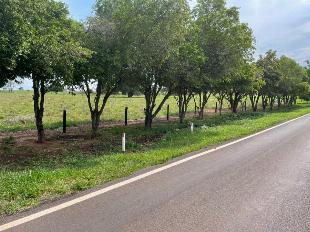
[125,107,128,126]
[63,110,67,134]
[167,105,170,121]
[122,133,126,152]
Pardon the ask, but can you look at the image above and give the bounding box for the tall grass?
[0,91,225,132]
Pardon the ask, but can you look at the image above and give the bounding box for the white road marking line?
[0,113,309,231]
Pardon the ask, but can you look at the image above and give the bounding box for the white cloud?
[227,0,310,64]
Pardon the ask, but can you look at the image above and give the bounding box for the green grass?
[0,91,225,132]
[0,103,310,216]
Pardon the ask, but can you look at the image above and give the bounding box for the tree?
[73,10,127,136]
[249,66,265,112]
[12,0,88,143]
[257,50,281,111]
[302,61,310,100]
[172,24,204,123]
[0,0,30,88]
[225,62,257,113]
[306,61,310,83]
[195,0,227,118]
[278,56,307,106]
[213,79,226,115]
[115,0,190,128]
[297,82,310,101]
[195,0,254,115]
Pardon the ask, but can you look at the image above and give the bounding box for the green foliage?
[1,0,90,142]
[2,0,307,127]
[106,0,191,127]
[72,4,128,134]
[277,56,307,104]
[194,0,255,113]
[171,22,205,122]
[13,0,88,83]
[257,50,281,96]
[0,0,31,87]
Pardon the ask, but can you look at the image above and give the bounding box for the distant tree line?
[1,0,309,142]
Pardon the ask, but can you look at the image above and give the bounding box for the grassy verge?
[0,103,310,217]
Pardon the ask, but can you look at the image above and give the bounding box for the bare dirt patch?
[0,111,221,163]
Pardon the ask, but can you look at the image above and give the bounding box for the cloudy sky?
[228,0,310,64]
[18,0,310,89]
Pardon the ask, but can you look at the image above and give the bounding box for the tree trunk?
[216,93,225,116]
[179,111,185,124]
[219,100,223,116]
[289,96,295,106]
[83,80,113,138]
[232,101,238,113]
[250,95,259,112]
[284,96,290,107]
[277,96,281,109]
[262,96,268,112]
[144,109,153,129]
[143,82,172,129]
[178,96,185,124]
[35,112,44,143]
[228,93,240,113]
[144,90,153,129]
[198,93,203,118]
[33,78,46,143]
[91,111,101,137]
[198,91,211,119]
[269,96,275,111]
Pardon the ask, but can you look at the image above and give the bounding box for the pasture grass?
[0,102,309,216]
[0,91,226,132]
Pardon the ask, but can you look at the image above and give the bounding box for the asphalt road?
[2,114,310,232]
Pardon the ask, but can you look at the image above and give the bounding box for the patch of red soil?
[0,111,222,162]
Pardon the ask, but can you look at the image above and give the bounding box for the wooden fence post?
[125,107,128,126]
[63,110,67,134]
[167,105,170,121]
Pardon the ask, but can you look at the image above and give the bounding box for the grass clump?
[1,136,16,156]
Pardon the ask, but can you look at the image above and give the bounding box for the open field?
[0,102,309,217]
[0,91,227,132]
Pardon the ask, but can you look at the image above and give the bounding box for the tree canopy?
[1,0,309,139]
[2,0,89,142]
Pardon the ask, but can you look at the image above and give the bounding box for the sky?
[64,0,310,63]
[15,0,310,89]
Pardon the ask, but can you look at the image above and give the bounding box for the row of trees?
[1,0,309,143]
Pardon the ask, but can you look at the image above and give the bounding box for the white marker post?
[122,133,126,153]
[190,122,194,133]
